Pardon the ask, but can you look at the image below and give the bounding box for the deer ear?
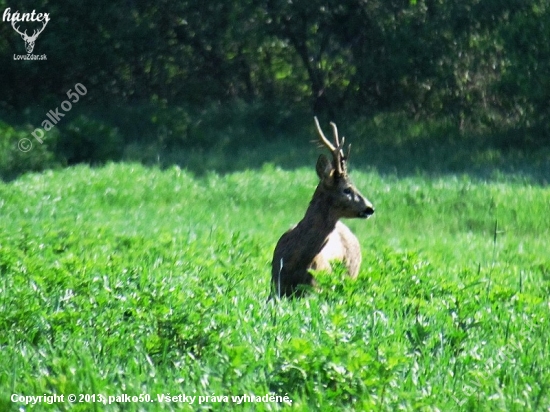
[316,154,333,180]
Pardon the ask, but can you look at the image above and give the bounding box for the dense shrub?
[1,0,548,137]
[0,121,58,180]
[57,115,123,164]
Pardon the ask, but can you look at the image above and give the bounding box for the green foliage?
[4,102,550,181]
[1,0,549,138]
[58,115,123,164]
[498,0,550,130]
[0,121,58,180]
[0,163,549,410]
[117,101,313,174]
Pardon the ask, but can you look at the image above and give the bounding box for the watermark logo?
[3,8,49,60]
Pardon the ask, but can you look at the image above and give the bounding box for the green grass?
[0,162,549,411]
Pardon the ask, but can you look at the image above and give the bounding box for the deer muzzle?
[358,204,375,218]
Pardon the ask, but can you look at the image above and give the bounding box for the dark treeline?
[0,0,549,174]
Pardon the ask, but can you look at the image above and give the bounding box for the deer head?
[313,116,374,219]
[12,16,49,54]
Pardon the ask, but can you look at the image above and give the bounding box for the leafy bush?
[58,115,123,164]
[0,121,58,180]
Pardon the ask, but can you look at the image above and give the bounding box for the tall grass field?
[0,162,549,411]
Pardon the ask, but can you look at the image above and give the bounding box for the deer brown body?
[271,118,374,298]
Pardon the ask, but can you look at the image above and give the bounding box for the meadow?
[0,154,549,410]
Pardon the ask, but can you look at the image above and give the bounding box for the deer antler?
[11,21,28,39]
[314,116,350,176]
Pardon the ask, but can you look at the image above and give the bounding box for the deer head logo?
[11,15,49,54]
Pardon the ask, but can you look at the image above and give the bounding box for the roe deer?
[271,117,375,298]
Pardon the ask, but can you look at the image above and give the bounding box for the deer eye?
[343,187,352,195]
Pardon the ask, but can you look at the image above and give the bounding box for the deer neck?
[294,187,338,257]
